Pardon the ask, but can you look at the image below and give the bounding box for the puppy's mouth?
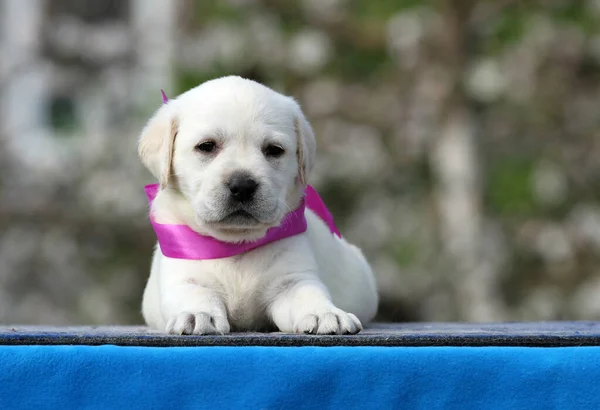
[197,201,283,235]
[218,210,260,226]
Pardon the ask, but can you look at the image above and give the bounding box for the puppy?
[138,76,378,335]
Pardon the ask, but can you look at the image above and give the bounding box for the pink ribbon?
[145,184,340,260]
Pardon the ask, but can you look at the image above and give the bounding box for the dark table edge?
[1,334,599,347]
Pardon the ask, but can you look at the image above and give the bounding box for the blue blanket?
[1,345,599,409]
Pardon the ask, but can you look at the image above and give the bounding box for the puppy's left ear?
[138,103,179,189]
[293,103,316,186]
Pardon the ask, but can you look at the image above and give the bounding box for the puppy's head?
[138,76,316,242]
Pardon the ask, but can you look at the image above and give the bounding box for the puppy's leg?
[267,273,363,335]
[162,284,230,335]
[163,289,230,335]
[159,263,230,335]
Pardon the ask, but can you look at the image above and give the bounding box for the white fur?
[139,76,378,334]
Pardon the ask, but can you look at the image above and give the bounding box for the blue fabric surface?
[1,345,599,410]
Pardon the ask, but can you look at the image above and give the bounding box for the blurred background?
[2,0,600,325]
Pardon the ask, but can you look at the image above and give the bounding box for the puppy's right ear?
[138,104,179,189]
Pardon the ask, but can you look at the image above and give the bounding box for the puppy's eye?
[264,144,285,158]
[195,141,216,153]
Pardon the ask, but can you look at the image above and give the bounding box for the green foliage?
[484,4,530,54]
[486,158,537,216]
[193,0,244,23]
[275,2,306,35]
[175,65,284,96]
[392,241,420,267]
[319,179,365,224]
[551,0,599,34]
[175,67,232,95]
[351,0,425,20]
[48,95,79,135]
[482,0,599,56]
[328,43,391,81]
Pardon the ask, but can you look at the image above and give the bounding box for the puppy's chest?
[213,261,273,330]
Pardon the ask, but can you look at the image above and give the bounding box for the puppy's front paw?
[295,309,363,335]
[165,312,230,335]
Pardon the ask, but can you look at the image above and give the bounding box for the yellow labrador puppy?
[139,76,378,335]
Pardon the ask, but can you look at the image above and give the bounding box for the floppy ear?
[294,106,316,186]
[138,104,179,189]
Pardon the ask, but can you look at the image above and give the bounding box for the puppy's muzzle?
[227,171,259,203]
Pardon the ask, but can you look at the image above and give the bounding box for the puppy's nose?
[228,173,259,203]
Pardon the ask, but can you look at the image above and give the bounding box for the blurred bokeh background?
[2,0,600,325]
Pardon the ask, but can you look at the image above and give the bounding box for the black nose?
[228,173,259,203]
